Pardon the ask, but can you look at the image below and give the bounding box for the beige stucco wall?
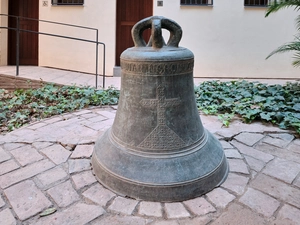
[0,0,8,66]
[1,0,299,78]
[39,0,116,75]
[154,0,299,78]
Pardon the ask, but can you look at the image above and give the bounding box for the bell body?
[92,16,228,202]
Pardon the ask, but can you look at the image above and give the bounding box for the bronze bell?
[92,16,229,202]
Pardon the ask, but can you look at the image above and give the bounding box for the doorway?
[116,0,153,66]
[8,0,39,65]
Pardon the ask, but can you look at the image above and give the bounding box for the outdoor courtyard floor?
[0,66,300,224]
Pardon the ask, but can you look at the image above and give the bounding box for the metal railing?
[0,14,106,88]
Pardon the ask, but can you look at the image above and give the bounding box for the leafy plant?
[195,80,300,133]
[265,0,300,66]
[0,84,119,133]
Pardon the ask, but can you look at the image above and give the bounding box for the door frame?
[8,0,39,66]
[115,0,153,68]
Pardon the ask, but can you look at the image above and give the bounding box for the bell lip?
[92,150,228,187]
[109,127,208,159]
[91,149,229,202]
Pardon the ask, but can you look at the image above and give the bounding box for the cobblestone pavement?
[0,106,300,225]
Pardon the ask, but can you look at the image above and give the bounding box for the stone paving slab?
[0,106,300,224]
[4,180,52,220]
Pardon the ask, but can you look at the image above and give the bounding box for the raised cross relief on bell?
[92,16,229,202]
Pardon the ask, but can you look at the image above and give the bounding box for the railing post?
[95,30,99,89]
[103,43,105,89]
[16,17,20,76]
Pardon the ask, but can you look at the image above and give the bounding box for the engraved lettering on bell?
[139,85,186,150]
[121,60,194,76]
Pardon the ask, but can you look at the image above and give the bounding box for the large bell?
[92,16,229,202]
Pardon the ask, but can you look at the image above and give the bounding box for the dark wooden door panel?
[116,0,153,66]
[8,0,39,65]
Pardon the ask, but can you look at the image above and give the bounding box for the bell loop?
[132,16,183,48]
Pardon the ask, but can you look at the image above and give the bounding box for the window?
[52,0,84,5]
[244,0,269,6]
[180,0,213,5]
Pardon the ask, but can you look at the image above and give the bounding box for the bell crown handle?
[132,16,182,49]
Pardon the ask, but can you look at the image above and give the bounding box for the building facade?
[0,0,299,78]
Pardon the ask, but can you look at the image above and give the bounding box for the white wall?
[0,0,8,66]
[154,0,299,78]
[39,0,116,75]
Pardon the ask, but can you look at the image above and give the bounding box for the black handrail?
[0,14,106,88]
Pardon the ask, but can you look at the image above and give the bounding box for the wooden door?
[116,0,153,66]
[8,0,39,65]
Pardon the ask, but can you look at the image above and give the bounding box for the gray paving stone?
[44,116,63,124]
[27,122,47,130]
[150,221,179,225]
[227,158,249,174]
[11,145,43,166]
[138,201,162,217]
[35,202,105,225]
[87,115,107,123]
[251,174,300,208]
[244,155,265,172]
[90,215,147,225]
[294,139,300,146]
[263,158,300,184]
[224,149,243,159]
[32,142,53,150]
[221,173,249,195]
[206,188,236,208]
[0,208,16,225]
[268,133,294,142]
[68,159,91,174]
[2,143,25,151]
[288,142,300,154]
[71,170,97,189]
[0,147,11,163]
[234,132,264,146]
[70,145,94,159]
[178,216,211,225]
[97,110,116,119]
[164,202,190,219]
[239,188,280,217]
[256,142,300,164]
[0,159,20,176]
[108,196,139,215]
[73,109,92,116]
[35,166,68,188]
[79,112,97,118]
[294,175,300,188]
[274,204,300,225]
[0,195,5,208]
[47,180,80,207]
[99,118,114,127]
[231,140,274,163]
[219,140,233,149]
[83,121,106,131]
[4,180,52,221]
[210,203,268,225]
[40,144,71,165]
[262,134,294,148]
[215,130,240,139]
[183,197,216,216]
[0,159,54,189]
[82,183,116,206]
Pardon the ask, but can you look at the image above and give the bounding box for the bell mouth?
[91,128,229,202]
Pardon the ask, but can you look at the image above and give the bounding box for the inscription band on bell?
[121,59,194,76]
